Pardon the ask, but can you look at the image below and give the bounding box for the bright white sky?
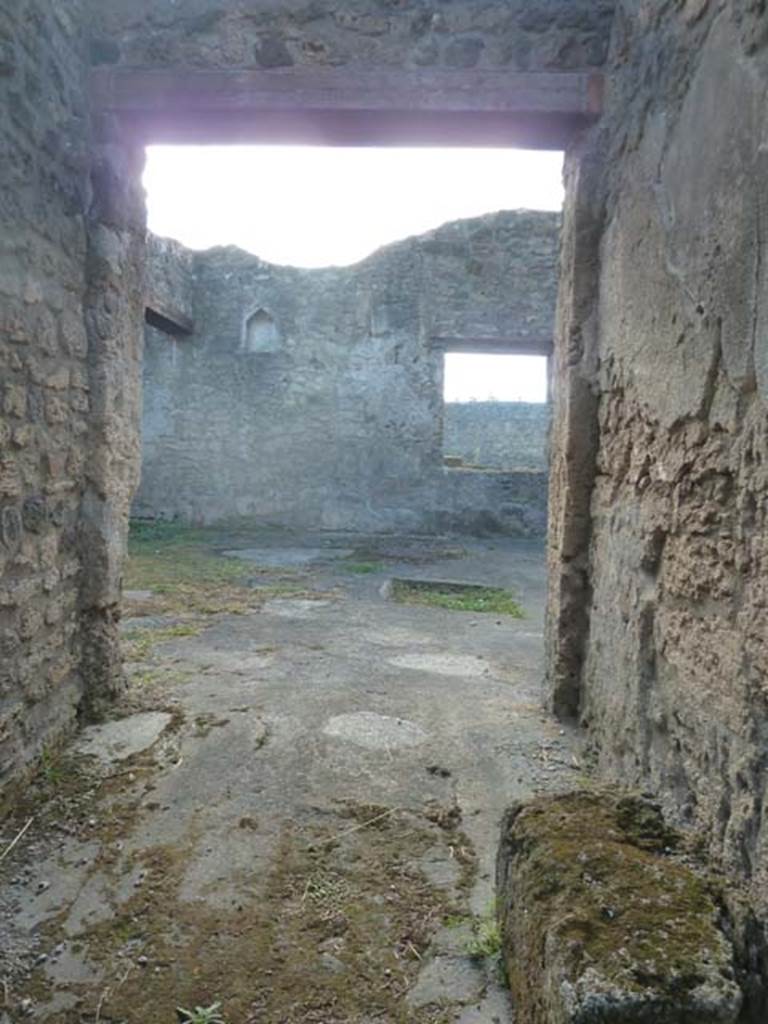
[143,145,563,401]
[444,353,548,403]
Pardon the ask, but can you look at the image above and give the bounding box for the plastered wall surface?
[136,212,557,536]
[545,3,768,985]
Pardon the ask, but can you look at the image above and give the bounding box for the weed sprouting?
[39,746,64,787]
[466,916,502,958]
[465,901,503,959]
[176,1004,226,1024]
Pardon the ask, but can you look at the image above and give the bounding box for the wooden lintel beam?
[91,68,602,149]
[93,68,603,116]
[145,305,194,338]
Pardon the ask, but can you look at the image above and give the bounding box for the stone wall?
[8,0,768,983]
[136,212,556,536]
[431,467,547,538]
[443,402,550,471]
[546,0,768,989]
[80,127,146,721]
[0,1,145,790]
[88,0,614,75]
[145,235,196,330]
[0,0,588,797]
[0,0,90,786]
[429,211,559,346]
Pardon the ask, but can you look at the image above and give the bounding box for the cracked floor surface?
[0,531,578,1023]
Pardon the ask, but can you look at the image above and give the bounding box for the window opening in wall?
[442,353,550,471]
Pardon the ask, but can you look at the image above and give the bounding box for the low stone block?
[496,792,742,1024]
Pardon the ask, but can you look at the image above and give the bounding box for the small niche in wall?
[243,308,281,353]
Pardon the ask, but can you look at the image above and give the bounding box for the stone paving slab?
[223,547,354,567]
[73,711,172,766]
[0,535,576,1023]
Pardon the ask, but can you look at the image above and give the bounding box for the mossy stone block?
[496,791,742,1023]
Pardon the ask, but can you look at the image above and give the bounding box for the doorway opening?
[88,142,568,1022]
[137,145,562,534]
[143,145,564,267]
[2,39,610,1022]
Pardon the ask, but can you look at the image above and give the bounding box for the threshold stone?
[495,791,742,1024]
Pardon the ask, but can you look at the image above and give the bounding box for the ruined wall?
[0,0,605,793]
[0,2,145,788]
[88,0,614,75]
[145,235,196,330]
[136,212,557,536]
[547,0,768,982]
[6,0,767,997]
[429,212,559,345]
[0,1,91,784]
[443,402,550,471]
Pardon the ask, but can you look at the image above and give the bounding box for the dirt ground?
[0,528,579,1024]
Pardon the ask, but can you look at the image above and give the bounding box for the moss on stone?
[496,791,741,1023]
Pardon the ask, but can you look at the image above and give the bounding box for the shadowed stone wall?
[0,2,145,789]
[137,212,557,536]
[546,2,768,999]
[444,402,550,471]
[0,2,90,786]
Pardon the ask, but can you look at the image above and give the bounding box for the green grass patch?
[127,523,250,592]
[126,521,266,616]
[126,521,336,619]
[127,665,196,688]
[123,623,201,662]
[340,561,385,575]
[390,578,523,617]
